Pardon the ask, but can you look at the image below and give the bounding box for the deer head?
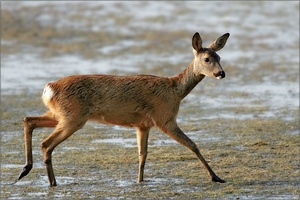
[192,32,230,79]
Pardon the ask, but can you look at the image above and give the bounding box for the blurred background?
[2,1,298,91]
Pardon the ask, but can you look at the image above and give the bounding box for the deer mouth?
[214,71,225,79]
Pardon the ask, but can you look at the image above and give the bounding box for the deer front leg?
[136,127,150,182]
[159,122,225,183]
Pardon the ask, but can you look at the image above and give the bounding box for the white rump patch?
[42,84,54,105]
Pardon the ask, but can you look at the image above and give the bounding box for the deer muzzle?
[214,71,225,79]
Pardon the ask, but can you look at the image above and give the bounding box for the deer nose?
[214,71,225,79]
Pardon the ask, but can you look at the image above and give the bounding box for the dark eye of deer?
[204,58,210,62]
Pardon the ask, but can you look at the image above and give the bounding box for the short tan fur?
[18,32,230,186]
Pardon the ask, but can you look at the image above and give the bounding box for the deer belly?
[89,110,154,127]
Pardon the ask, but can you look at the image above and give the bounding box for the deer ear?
[192,32,203,52]
[207,33,230,52]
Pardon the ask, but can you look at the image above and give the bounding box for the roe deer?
[18,32,230,186]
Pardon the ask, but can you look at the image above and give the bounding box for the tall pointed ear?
[192,32,203,52]
[207,33,230,52]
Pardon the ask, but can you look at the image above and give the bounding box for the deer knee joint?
[24,117,32,125]
[41,149,52,164]
[41,142,53,156]
[44,158,52,164]
[24,117,36,130]
[40,141,47,150]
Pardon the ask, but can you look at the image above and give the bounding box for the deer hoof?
[212,175,226,183]
[18,164,33,180]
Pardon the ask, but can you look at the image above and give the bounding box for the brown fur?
[18,32,230,186]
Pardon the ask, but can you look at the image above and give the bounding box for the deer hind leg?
[136,127,150,182]
[40,118,87,186]
[159,122,225,183]
[18,112,58,181]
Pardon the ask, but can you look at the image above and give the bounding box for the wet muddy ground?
[1,1,299,199]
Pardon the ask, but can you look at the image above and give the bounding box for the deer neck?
[172,60,205,99]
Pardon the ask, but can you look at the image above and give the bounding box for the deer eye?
[204,58,210,63]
